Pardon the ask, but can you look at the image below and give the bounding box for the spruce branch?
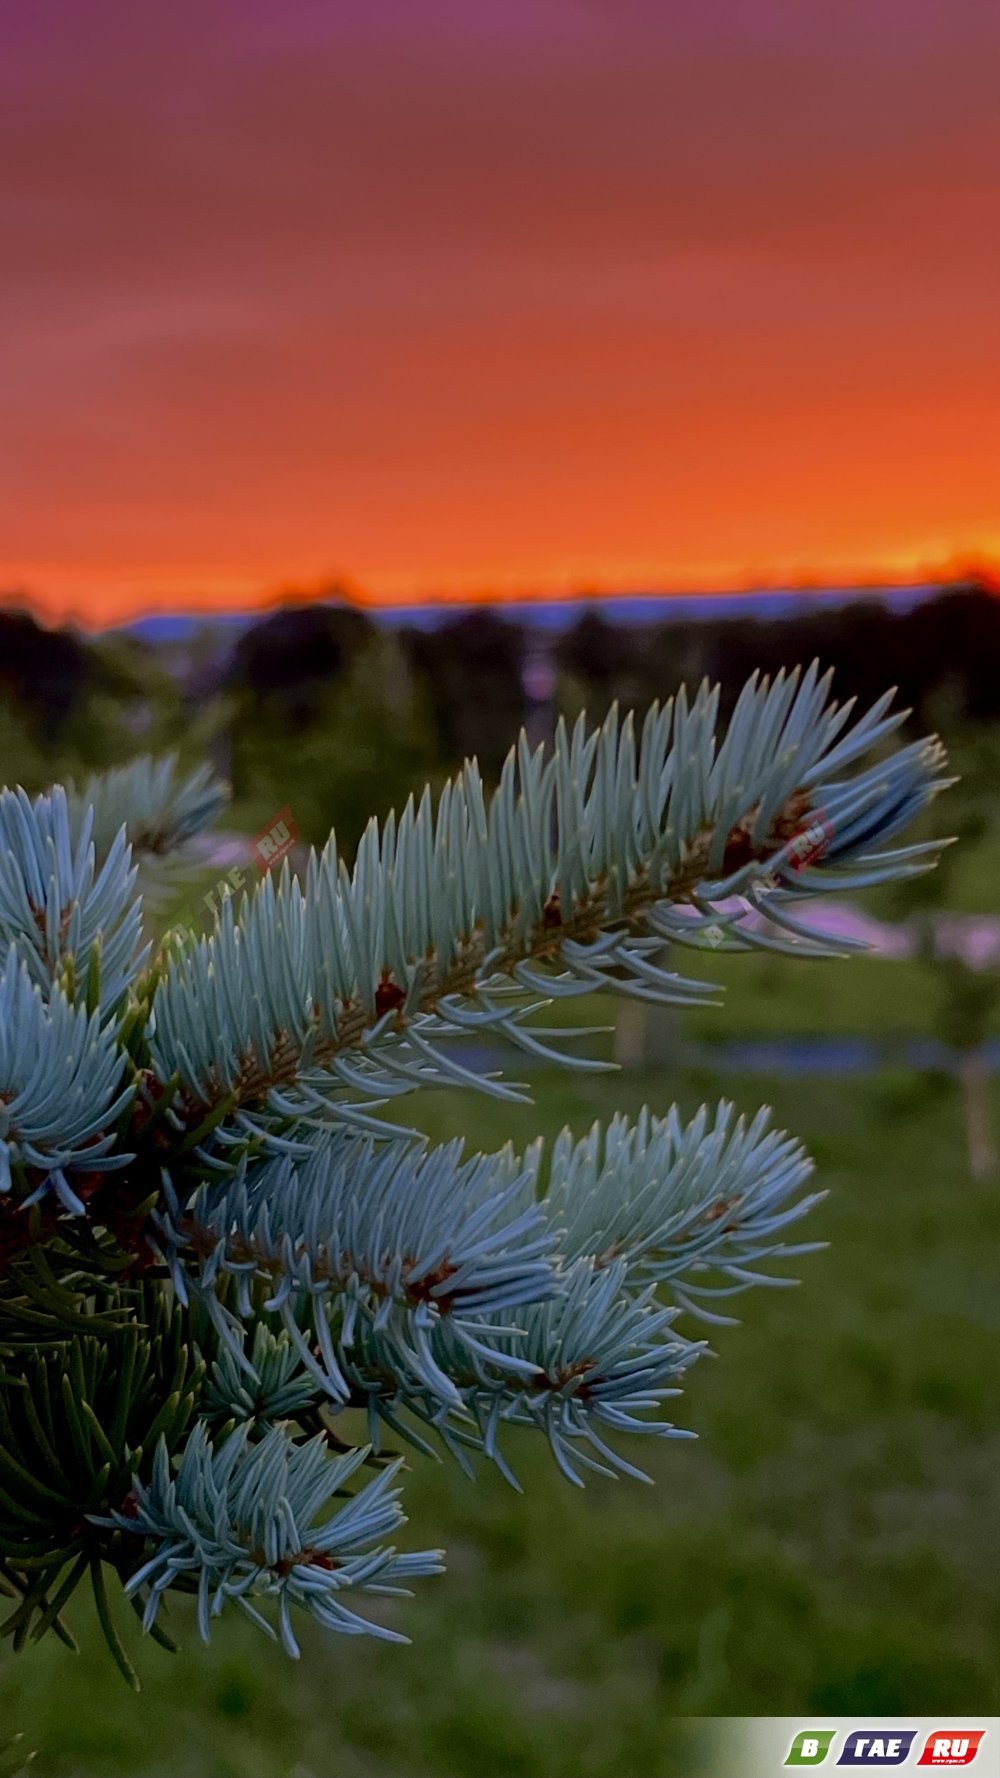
[0,786,143,1016]
[67,755,227,867]
[164,1100,816,1480]
[106,1425,443,1656]
[0,949,134,1213]
[0,1296,202,1658]
[203,1323,320,1428]
[148,667,949,1145]
[162,1132,557,1408]
[543,1100,822,1321]
[68,754,230,932]
[429,1259,705,1489]
[0,665,952,1677]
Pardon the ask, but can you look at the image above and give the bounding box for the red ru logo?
[786,810,834,873]
[918,1732,986,1767]
[250,805,299,873]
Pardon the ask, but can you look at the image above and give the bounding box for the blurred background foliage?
[0,576,998,1774]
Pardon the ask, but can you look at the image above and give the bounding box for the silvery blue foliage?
[165,1101,817,1483]
[203,1324,319,1427]
[0,946,133,1210]
[542,1101,822,1320]
[0,784,143,1014]
[440,1259,704,1488]
[0,673,951,1678]
[350,1258,706,1490]
[169,1133,556,1407]
[68,754,228,863]
[67,754,232,937]
[149,666,948,1145]
[108,1425,443,1655]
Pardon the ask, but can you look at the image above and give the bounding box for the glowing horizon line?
[2,551,997,634]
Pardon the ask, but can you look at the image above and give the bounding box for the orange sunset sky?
[1,0,999,627]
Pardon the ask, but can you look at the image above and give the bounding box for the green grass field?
[537,950,1000,1049]
[2,1047,997,1777]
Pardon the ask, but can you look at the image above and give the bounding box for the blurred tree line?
[3,576,1000,860]
[553,579,1000,727]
